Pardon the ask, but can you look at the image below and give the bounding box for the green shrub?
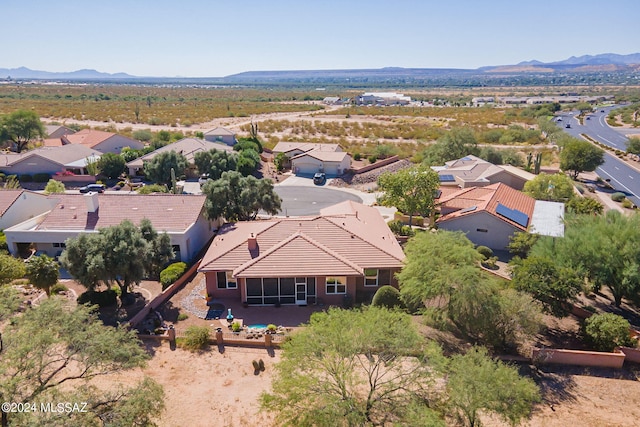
[267,324,277,332]
[371,285,405,310]
[388,219,404,235]
[611,192,626,202]
[231,321,242,332]
[368,155,378,164]
[622,198,633,209]
[400,225,415,237]
[50,282,68,294]
[477,245,494,260]
[583,312,634,352]
[353,153,361,161]
[182,326,210,351]
[137,184,168,194]
[32,173,51,183]
[160,262,188,290]
[77,290,117,307]
[19,174,32,182]
[0,231,7,253]
[177,312,189,321]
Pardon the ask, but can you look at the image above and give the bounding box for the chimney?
[248,233,257,250]
[84,192,99,213]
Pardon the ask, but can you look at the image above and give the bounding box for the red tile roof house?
[3,193,215,262]
[198,201,405,306]
[61,129,144,154]
[272,142,351,177]
[436,182,564,250]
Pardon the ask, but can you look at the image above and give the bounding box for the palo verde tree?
[25,254,60,296]
[60,220,173,299]
[143,151,188,186]
[421,126,479,165]
[261,306,444,426]
[377,164,440,226]
[559,139,605,180]
[523,172,575,202]
[193,149,237,180]
[43,178,65,194]
[0,109,46,153]
[0,298,164,427]
[201,171,281,221]
[97,152,126,179]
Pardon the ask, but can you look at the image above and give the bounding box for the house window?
[52,242,66,248]
[476,228,488,233]
[216,271,237,289]
[326,277,346,294]
[364,269,378,287]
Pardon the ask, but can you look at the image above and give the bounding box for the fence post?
[167,325,176,347]
[216,328,224,345]
[265,333,272,348]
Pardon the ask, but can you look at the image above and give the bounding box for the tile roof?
[272,142,341,154]
[204,127,235,136]
[126,138,233,168]
[0,190,23,216]
[436,155,533,186]
[63,129,116,148]
[291,150,349,162]
[199,201,404,277]
[0,144,101,167]
[35,193,207,232]
[437,183,536,231]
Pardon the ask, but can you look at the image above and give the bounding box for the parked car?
[313,172,326,185]
[198,174,210,187]
[565,123,571,128]
[79,184,106,193]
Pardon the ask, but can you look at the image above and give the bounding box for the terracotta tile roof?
[199,201,404,276]
[63,129,115,148]
[291,150,349,162]
[0,189,23,216]
[437,183,536,231]
[42,138,64,147]
[35,193,206,232]
[272,142,341,154]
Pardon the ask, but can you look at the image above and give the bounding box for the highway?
[555,105,640,206]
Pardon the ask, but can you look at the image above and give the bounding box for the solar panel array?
[495,203,529,228]
[439,174,455,182]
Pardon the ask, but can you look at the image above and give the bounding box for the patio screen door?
[295,282,307,305]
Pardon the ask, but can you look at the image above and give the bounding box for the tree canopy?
[0,252,26,285]
[559,140,605,179]
[193,149,237,180]
[377,164,440,226]
[523,173,575,202]
[201,171,281,221]
[421,127,479,165]
[25,254,59,296]
[60,220,173,299]
[0,109,46,153]
[0,298,164,427]
[97,152,126,179]
[143,151,188,185]
[44,178,65,194]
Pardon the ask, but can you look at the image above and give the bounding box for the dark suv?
[313,172,326,185]
[79,184,106,193]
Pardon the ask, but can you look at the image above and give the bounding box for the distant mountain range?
[1,52,639,82]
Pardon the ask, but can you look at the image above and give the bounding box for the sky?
[3,0,639,78]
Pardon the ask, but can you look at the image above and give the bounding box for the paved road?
[555,105,640,206]
[273,185,363,216]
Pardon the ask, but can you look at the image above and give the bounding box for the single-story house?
[272,142,350,176]
[198,200,405,306]
[0,144,102,177]
[436,182,564,250]
[355,92,411,106]
[203,127,237,146]
[433,155,535,190]
[126,137,234,177]
[0,190,58,231]
[4,193,216,262]
[45,125,76,139]
[62,129,144,154]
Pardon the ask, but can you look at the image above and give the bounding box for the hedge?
[77,289,118,307]
[160,262,187,290]
[33,173,51,183]
[611,192,626,202]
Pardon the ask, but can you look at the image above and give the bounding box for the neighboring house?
[198,201,405,306]
[45,125,76,139]
[126,137,234,177]
[4,193,215,262]
[62,129,144,154]
[436,182,564,250]
[203,127,237,146]
[355,92,411,106]
[433,155,535,190]
[272,142,350,176]
[471,97,495,107]
[0,190,58,231]
[0,144,101,176]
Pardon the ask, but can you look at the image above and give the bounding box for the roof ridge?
[233,230,363,277]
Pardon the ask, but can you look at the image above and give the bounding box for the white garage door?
[294,162,322,175]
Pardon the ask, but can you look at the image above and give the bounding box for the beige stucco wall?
[95,135,144,154]
[1,156,63,176]
[0,192,57,231]
[438,211,518,250]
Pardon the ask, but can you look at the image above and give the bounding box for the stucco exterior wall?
[1,156,63,176]
[0,192,56,231]
[489,170,527,191]
[438,211,518,250]
[95,135,144,154]
[204,134,236,146]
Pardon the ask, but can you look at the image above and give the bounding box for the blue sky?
[4,0,639,77]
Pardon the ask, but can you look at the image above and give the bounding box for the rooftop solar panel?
[496,203,529,228]
[439,174,455,182]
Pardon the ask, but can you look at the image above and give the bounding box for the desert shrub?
[583,312,634,352]
[0,231,7,253]
[477,245,494,260]
[611,192,626,202]
[622,199,633,209]
[160,262,187,290]
[77,289,117,307]
[231,321,242,332]
[371,285,405,310]
[182,326,210,351]
[32,173,51,183]
[177,312,189,321]
[19,174,32,182]
[353,153,361,161]
[50,282,68,294]
[400,225,415,237]
[368,155,378,164]
[137,184,168,194]
[388,219,404,235]
[267,324,277,332]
